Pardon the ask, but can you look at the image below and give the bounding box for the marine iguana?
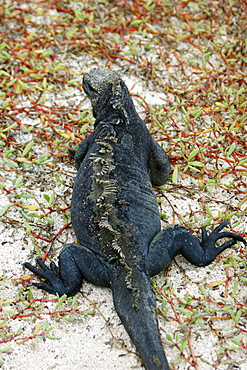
[24,68,246,370]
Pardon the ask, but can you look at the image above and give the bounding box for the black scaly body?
[25,68,246,370]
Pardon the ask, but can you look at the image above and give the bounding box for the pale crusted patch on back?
[89,124,120,253]
[89,124,139,306]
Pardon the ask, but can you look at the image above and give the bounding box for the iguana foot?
[24,258,81,296]
[198,220,246,266]
[201,220,246,249]
[24,243,111,296]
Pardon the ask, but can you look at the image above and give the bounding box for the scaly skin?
[25,68,246,370]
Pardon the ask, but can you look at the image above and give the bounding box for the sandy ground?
[1,76,246,369]
[0,2,246,370]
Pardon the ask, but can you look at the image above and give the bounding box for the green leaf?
[33,322,43,335]
[49,193,55,205]
[189,161,204,167]
[2,98,11,109]
[146,23,157,32]
[55,294,67,309]
[36,155,51,165]
[0,70,10,76]
[0,320,8,328]
[22,141,34,157]
[226,142,236,157]
[198,284,208,297]
[42,320,49,331]
[0,346,12,353]
[205,204,212,216]
[14,175,24,187]
[34,245,42,258]
[192,107,202,119]
[82,309,95,315]
[80,124,89,133]
[166,334,173,342]
[0,204,12,216]
[231,334,242,346]
[130,20,142,26]
[24,221,31,233]
[46,335,62,340]
[187,148,199,161]
[3,157,18,168]
[40,50,53,58]
[43,194,50,203]
[238,157,247,166]
[172,165,178,184]
[202,52,212,63]
[16,157,28,163]
[0,42,10,51]
[202,218,213,227]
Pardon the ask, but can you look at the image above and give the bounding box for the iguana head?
[82,68,121,108]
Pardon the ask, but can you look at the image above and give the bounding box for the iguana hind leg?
[24,243,111,296]
[146,221,246,276]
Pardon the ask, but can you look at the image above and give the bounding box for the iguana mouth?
[83,68,121,107]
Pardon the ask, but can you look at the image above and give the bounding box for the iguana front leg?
[146,221,246,276]
[68,134,94,170]
[148,139,170,186]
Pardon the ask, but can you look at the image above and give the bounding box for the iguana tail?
[111,267,169,370]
